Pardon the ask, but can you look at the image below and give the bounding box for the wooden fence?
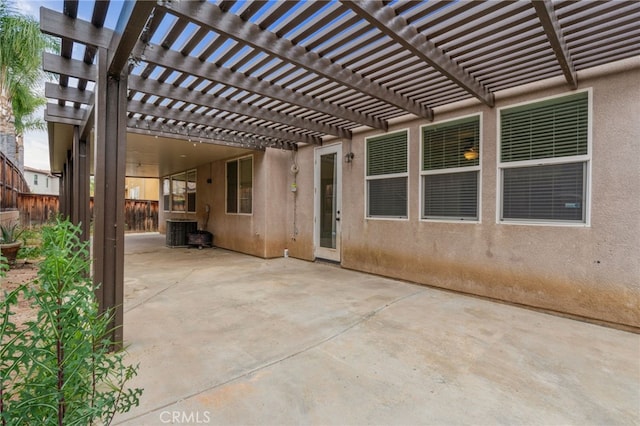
[18,193,59,226]
[1,152,157,231]
[17,194,159,232]
[1,151,29,211]
[122,199,159,232]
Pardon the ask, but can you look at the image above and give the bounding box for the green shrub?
[0,219,142,425]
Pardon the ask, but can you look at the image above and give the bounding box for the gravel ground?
[1,261,39,327]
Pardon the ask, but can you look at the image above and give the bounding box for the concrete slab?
[115,234,640,425]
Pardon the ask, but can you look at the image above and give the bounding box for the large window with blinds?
[365,130,408,219]
[421,115,480,221]
[499,91,590,224]
[226,156,253,214]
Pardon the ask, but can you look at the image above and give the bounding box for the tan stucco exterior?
[159,149,291,259]
[159,59,639,330]
[290,59,640,330]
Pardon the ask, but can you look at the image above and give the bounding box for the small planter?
[1,241,22,266]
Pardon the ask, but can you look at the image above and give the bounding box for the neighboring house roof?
[23,166,57,178]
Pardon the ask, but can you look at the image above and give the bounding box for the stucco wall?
[159,150,290,258]
[290,60,640,329]
[286,147,316,260]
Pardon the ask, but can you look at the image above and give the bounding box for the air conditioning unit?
[166,219,197,247]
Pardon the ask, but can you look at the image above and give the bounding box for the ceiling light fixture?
[464,147,479,160]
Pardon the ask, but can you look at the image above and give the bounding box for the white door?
[314,143,342,262]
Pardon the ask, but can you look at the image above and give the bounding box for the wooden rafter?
[40,8,113,48]
[157,0,431,120]
[341,0,495,107]
[532,0,578,89]
[129,76,350,139]
[128,100,321,145]
[140,44,385,131]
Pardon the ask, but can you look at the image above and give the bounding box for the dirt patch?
[1,261,39,327]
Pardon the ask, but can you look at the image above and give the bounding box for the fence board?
[17,194,158,231]
[1,151,29,211]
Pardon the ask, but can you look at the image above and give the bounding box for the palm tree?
[0,0,57,171]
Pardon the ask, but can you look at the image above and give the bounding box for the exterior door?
[314,143,342,262]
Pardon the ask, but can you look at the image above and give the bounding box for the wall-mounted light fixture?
[344,152,354,163]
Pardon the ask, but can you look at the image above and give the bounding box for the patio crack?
[115,288,427,424]
[123,268,197,313]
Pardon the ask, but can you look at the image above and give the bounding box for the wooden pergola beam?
[45,83,93,104]
[40,7,113,48]
[128,100,320,145]
[141,43,385,132]
[45,103,85,121]
[42,53,96,82]
[126,119,284,151]
[162,1,431,119]
[341,0,495,107]
[107,1,156,77]
[532,0,578,89]
[129,75,349,140]
[43,112,81,126]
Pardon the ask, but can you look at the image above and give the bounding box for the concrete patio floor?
[115,233,639,425]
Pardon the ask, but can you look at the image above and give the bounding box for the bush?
[17,226,44,260]
[0,219,142,425]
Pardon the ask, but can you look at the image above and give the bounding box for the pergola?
[40,0,640,342]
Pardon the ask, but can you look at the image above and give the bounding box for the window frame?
[364,129,410,221]
[162,169,197,213]
[496,89,592,227]
[419,113,482,223]
[226,155,253,215]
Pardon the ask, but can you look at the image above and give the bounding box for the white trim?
[496,88,592,226]
[364,128,410,220]
[314,143,342,261]
[162,169,197,213]
[499,155,589,168]
[225,154,254,216]
[419,112,482,223]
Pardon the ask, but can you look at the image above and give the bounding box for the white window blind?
[500,92,589,223]
[501,92,588,162]
[502,163,585,221]
[366,131,408,218]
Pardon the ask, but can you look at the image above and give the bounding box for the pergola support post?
[93,47,127,347]
[71,125,90,243]
[60,153,72,219]
[58,162,66,218]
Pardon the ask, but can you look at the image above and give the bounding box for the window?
[171,173,186,211]
[163,178,170,211]
[227,156,253,214]
[499,91,589,224]
[163,170,197,213]
[186,170,197,212]
[33,174,38,185]
[421,115,480,221]
[366,130,408,219]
